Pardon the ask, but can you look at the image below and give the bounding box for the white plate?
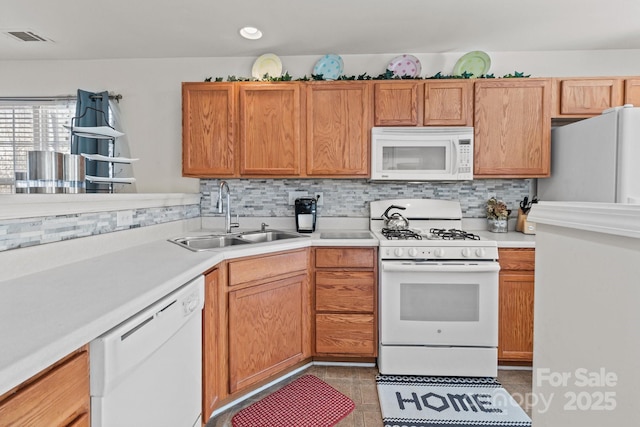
[387,54,422,78]
[313,54,344,80]
[251,53,283,79]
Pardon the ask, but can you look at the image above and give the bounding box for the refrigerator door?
[617,106,640,203]
[539,109,619,203]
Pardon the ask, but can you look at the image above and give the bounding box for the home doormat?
[232,374,355,427]
[376,375,531,427]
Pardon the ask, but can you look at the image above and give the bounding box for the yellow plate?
[251,53,283,79]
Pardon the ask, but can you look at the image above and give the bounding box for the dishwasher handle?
[90,275,204,397]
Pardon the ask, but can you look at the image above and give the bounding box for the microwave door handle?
[451,141,458,174]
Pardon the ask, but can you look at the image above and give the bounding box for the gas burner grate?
[429,228,480,240]
[382,228,423,240]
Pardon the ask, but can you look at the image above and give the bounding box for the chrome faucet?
[216,181,239,233]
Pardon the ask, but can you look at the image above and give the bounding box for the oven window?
[400,283,479,322]
[382,146,446,171]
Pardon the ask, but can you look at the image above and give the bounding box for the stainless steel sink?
[169,230,308,251]
[236,230,307,243]
[319,231,373,239]
[169,235,251,251]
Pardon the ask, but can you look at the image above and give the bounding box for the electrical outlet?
[288,191,308,205]
[116,210,134,227]
[314,192,324,206]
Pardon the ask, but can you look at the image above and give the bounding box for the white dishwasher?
[90,276,204,427]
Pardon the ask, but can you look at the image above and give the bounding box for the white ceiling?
[2,0,640,61]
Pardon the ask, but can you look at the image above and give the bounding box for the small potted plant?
[486,197,511,233]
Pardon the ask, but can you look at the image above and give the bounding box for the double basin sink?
[169,229,374,251]
[169,230,307,251]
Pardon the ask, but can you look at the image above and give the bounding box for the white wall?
[1,49,639,193]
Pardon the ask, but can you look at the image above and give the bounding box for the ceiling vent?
[5,31,50,42]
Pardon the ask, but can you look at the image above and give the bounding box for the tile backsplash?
[200,178,531,218]
[0,204,200,252]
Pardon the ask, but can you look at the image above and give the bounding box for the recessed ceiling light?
[239,26,263,40]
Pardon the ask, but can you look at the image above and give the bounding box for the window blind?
[0,100,76,193]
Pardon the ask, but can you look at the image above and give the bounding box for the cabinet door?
[0,347,89,427]
[424,80,473,126]
[306,82,371,176]
[474,79,551,177]
[374,82,423,126]
[498,272,535,362]
[553,78,624,117]
[238,83,302,176]
[202,268,222,420]
[624,78,640,106]
[228,275,308,393]
[182,83,236,177]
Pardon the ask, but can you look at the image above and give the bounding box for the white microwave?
[371,127,474,181]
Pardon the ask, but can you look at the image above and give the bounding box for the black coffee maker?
[295,197,317,233]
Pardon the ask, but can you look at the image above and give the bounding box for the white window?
[0,99,76,193]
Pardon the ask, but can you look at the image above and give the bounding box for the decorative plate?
[312,54,344,80]
[453,51,491,78]
[387,54,422,78]
[251,53,283,79]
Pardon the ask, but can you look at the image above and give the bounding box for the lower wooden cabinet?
[0,346,90,427]
[498,248,535,364]
[313,247,378,358]
[205,249,311,403]
[228,274,309,393]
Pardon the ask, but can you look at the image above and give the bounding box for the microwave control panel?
[457,138,473,178]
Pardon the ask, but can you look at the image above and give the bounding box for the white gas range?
[371,199,500,377]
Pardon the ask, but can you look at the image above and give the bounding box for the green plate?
[453,51,491,78]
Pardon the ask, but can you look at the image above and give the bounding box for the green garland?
[204,70,531,82]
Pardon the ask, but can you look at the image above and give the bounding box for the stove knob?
[408,248,418,257]
[461,248,471,257]
[475,248,486,258]
[434,248,444,257]
[394,248,404,257]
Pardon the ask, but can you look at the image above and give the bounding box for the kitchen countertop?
[0,228,376,396]
[0,223,533,396]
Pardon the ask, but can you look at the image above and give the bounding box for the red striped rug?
[232,374,355,427]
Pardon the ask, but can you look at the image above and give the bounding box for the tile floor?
[206,365,533,427]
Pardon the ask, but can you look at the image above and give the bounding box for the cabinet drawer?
[499,248,535,271]
[315,271,375,312]
[315,314,375,355]
[229,249,308,286]
[0,348,89,427]
[315,248,375,269]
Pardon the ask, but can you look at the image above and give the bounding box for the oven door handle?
[382,263,500,273]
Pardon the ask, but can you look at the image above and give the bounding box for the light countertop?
[0,222,532,396]
[0,228,376,396]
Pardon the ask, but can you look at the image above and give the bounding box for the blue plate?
[313,54,344,80]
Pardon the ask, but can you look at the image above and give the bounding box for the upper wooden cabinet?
[306,82,371,176]
[373,80,473,127]
[374,81,423,126]
[552,77,624,118]
[474,78,551,178]
[624,78,640,106]
[424,80,474,126]
[182,83,236,177]
[238,83,303,176]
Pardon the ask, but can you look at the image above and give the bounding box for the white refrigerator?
[538,105,640,204]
